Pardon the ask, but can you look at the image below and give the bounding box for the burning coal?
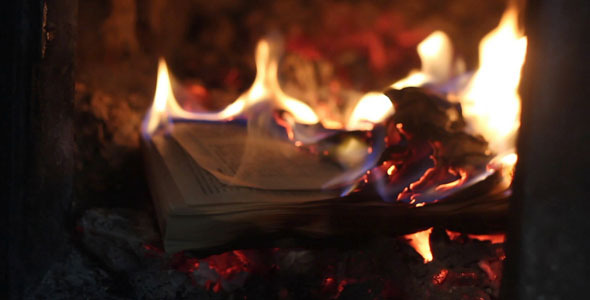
[404,227,434,263]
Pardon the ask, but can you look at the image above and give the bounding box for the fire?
[389,6,526,173]
[391,30,456,89]
[143,38,320,136]
[144,37,402,138]
[459,8,527,156]
[249,39,319,124]
[404,227,433,263]
[145,7,526,147]
[346,92,393,131]
[144,59,173,134]
[143,5,527,199]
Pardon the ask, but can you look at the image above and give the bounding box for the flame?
[392,30,455,89]
[489,152,518,179]
[389,6,526,178]
[346,92,393,131]
[404,227,433,263]
[343,31,455,132]
[144,59,174,134]
[252,40,319,124]
[143,38,319,136]
[459,8,527,156]
[498,153,518,168]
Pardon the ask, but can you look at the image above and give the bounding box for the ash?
[28,208,504,300]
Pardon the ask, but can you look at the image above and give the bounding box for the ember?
[446,229,506,244]
[404,227,434,263]
[145,225,504,297]
[432,269,449,285]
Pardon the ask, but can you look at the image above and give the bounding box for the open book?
[143,122,508,254]
[143,123,344,253]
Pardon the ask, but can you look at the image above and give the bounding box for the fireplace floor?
[27,205,504,300]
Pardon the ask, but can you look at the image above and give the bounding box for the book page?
[150,135,338,207]
[170,122,344,190]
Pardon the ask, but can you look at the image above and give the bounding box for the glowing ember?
[478,260,500,281]
[444,229,462,241]
[445,229,505,244]
[432,269,449,285]
[404,227,433,263]
[386,165,396,176]
[467,234,505,244]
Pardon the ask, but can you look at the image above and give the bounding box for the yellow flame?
[416,30,454,84]
[489,152,518,186]
[145,59,175,134]
[235,39,320,123]
[146,6,527,169]
[392,30,455,89]
[404,227,434,263]
[499,153,518,168]
[144,38,319,135]
[347,30,455,136]
[389,7,526,166]
[146,32,457,135]
[460,8,527,156]
[346,92,394,131]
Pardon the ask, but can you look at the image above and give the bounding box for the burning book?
[142,7,525,254]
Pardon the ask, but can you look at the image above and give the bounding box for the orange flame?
[459,8,527,157]
[144,59,174,134]
[404,227,434,263]
[144,38,320,136]
[342,31,457,132]
[144,36,401,138]
[391,30,457,89]
[390,7,526,173]
[146,7,526,141]
[144,6,527,195]
[346,92,393,131]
